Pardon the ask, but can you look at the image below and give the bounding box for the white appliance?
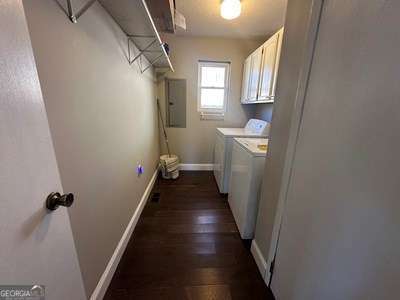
[228,138,268,239]
[213,119,269,193]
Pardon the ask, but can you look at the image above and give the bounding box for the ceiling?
[174,0,287,39]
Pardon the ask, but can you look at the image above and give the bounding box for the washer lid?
[244,119,270,136]
[234,138,269,157]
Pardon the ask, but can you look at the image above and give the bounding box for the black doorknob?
[46,192,74,211]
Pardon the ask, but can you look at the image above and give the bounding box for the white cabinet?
[258,32,280,100]
[248,46,264,102]
[241,27,284,104]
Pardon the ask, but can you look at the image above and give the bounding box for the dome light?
[220,0,241,20]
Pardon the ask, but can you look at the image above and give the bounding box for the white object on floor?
[228,138,268,239]
[213,119,270,193]
[160,154,179,179]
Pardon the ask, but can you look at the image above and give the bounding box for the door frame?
[266,0,325,285]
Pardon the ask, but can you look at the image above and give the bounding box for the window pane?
[201,66,225,87]
[200,88,225,109]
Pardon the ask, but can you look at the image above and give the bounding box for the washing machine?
[228,138,268,239]
[213,119,270,194]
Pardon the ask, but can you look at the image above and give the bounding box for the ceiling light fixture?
[220,0,241,20]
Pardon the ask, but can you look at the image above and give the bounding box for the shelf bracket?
[66,0,98,23]
[141,53,163,73]
[128,38,158,65]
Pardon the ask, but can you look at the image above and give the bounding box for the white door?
[248,47,263,101]
[271,1,400,299]
[0,2,86,299]
[258,32,281,101]
[241,56,251,103]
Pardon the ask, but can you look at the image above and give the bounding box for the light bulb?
[220,0,241,20]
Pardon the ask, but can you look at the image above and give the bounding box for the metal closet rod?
[67,0,97,23]
[128,34,158,38]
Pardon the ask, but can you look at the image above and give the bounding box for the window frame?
[197,61,231,113]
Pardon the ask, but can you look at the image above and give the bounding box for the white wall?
[157,34,261,163]
[254,103,274,123]
[23,0,159,296]
[272,0,400,299]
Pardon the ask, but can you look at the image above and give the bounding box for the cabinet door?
[258,33,279,101]
[241,56,251,103]
[270,28,284,98]
[248,46,263,101]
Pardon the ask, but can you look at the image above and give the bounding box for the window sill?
[199,112,225,121]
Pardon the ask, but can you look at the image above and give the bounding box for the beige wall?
[254,103,274,122]
[23,0,159,296]
[157,34,262,163]
[253,0,314,260]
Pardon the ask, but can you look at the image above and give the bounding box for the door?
[0,2,86,299]
[241,56,251,103]
[248,46,263,101]
[166,79,186,128]
[271,1,400,299]
[258,33,279,101]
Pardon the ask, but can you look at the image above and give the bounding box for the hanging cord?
[156,98,171,157]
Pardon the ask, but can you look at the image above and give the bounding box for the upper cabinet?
[241,28,284,104]
[248,46,264,102]
[258,32,280,100]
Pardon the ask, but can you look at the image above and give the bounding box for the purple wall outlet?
[136,164,144,175]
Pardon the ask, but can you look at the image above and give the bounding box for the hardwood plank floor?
[104,171,274,300]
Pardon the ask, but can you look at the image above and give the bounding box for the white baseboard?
[251,240,268,283]
[179,163,214,171]
[90,168,159,300]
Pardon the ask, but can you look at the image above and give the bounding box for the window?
[197,61,230,113]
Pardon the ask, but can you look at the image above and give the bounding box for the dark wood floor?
[104,171,274,300]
